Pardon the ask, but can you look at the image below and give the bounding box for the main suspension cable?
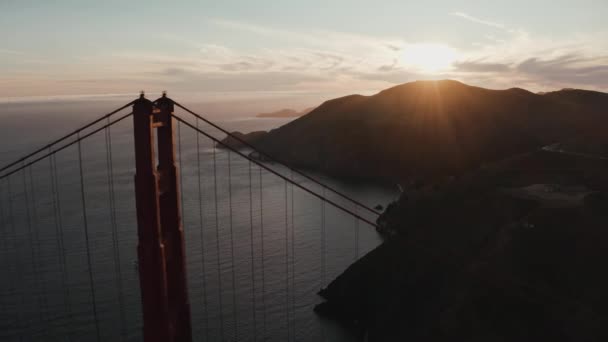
[172,114,379,229]
[0,101,135,175]
[172,101,380,216]
[0,112,133,180]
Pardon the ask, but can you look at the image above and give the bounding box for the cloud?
[4,16,608,99]
[377,59,399,72]
[516,54,608,88]
[450,12,508,30]
[449,53,608,90]
[219,58,275,72]
[453,60,512,73]
[209,18,405,54]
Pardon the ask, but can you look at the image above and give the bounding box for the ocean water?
[0,98,398,341]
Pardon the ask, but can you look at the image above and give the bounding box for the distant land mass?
[255,107,316,118]
[249,80,608,183]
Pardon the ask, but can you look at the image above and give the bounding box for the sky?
[1,0,607,105]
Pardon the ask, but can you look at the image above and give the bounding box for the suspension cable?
[172,101,380,216]
[6,175,25,337]
[0,112,133,180]
[0,181,6,317]
[22,164,45,324]
[104,119,126,338]
[290,170,296,337]
[321,186,326,287]
[49,151,72,328]
[196,118,210,341]
[178,121,185,223]
[172,114,379,229]
[355,204,359,260]
[212,142,224,339]
[320,185,327,342]
[0,180,5,250]
[227,151,238,340]
[0,101,135,175]
[27,165,49,324]
[77,134,101,342]
[248,160,257,341]
[284,179,290,341]
[259,165,267,339]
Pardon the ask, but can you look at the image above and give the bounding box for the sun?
[401,43,458,73]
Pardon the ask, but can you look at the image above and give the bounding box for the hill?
[252,80,608,183]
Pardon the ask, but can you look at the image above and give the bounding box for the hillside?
[253,80,608,183]
[315,150,608,341]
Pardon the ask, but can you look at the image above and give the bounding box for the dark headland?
[220,80,608,341]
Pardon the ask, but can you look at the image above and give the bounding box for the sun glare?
[401,43,458,73]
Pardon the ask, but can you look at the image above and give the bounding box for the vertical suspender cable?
[7,176,25,339]
[227,151,238,339]
[0,181,6,256]
[0,180,15,335]
[178,121,185,228]
[196,118,210,341]
[290,170,296,337]
[355,204,359,260]
[0,180,4,249]
[212,142,224,339]
[77,134,101,341]
[28,165,49,326]
[248,160,257,341]
[284,179,290,340]
[0,181,6,319]
[320,186,327,342]
[259,166,266,339]
[49,151,72,331]
[104,120,126,338]
[321,186,326,286]
[22,164,44,324]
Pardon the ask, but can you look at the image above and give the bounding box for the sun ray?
[401,43,458,73]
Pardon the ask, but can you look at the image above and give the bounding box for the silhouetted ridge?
[254,80,608,183]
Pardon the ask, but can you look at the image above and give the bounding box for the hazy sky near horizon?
[1,0,607,102]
